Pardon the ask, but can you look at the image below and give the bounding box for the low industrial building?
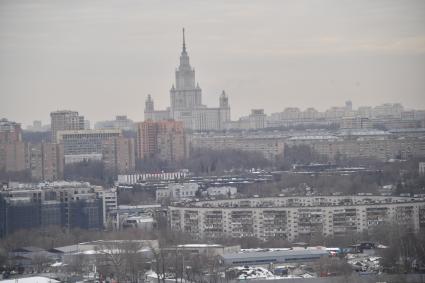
[221,248,329,266]
[173,244,240,257]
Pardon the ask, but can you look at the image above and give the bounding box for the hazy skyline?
[1,0,425,126]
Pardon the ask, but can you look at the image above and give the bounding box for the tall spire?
[182,28,186,53]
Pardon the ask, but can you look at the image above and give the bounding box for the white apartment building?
[94,187,118,225]
[156,182,199,201]
[169,196,425,242]
[373,103,403,119]
[117,171,189,184]
[225,109,266,130]
[340,116,372,129]
[64,153,102,164]
[94,115,135,131]
[206,186,237,197]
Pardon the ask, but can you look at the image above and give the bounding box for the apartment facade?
[0,119,27,172]
[94,115,135,131]
[189,134,284,160]
[28,143,64,181]
[156,183,199,201]
[136,120,186,162]
[0,119,64,179]
[169,196,425,242]
[117,171,189,184]
[0,182,108,237]
[225,109,267,130]
[101,137,135,174]
[206,186,237,197]
[0,118,22,144]
[0,142,27,172]
[57,129,122,163]
[50,110,85,143]
[286,134,425,161]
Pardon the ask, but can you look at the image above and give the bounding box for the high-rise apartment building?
[136,120,186,162]
[136,121,158,160]
[373,103,403,119]
[50,110,85,143]
[0,119,26,172]
[0,195,41,237]
[29,143,64,181]
[1,119,65,178]
[0,182,106,237]
[102,137,135,174]
[0,118,22,144]
[26,120,50,132]
[0,143,27,172]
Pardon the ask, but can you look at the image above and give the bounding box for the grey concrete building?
[169,196,425,242]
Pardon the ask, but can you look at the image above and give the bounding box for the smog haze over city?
[1,0,425,126]
[1,1,425,283]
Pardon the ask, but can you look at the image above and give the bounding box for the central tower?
[170,28,203,113]
[145,29,230,131]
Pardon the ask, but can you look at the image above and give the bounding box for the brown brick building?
[102,137,135,174]
[136,120,186,162]
[29,143,64,181]
[0,119,27,172]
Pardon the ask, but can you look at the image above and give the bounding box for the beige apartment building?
[286,134,425,161]
[0,141,65,181]
[29,143,64,181]
[102,137,135,174]
[0,118,22,144]
[50,110,85,143]
[136,120,186,162]
[0,142,27,172]
[0,119,27,172]
[169,196,425,242]
[188,134,285,160]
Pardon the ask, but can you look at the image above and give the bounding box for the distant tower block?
[345,100,353,111]
[145,94,154,112]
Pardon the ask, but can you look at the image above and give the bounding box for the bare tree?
[96,240,147,283]
[66,253,88,275]
[149,244,170,283]
[32,254,51,273]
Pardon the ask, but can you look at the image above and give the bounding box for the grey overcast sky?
[1,0,425,126]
